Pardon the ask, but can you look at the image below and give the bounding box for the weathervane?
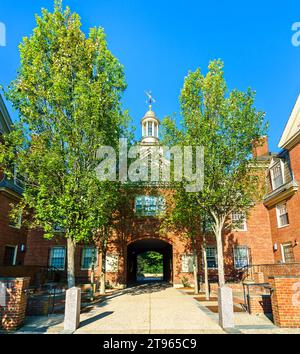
[145,91,156,110]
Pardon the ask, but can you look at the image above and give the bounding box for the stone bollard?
[64,287,81,333]
[218,286,234,329]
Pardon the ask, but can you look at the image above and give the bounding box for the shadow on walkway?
[124,282,172,296]
[79,311,114,328]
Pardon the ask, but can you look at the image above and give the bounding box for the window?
[3,246,17,266]
[13,164,24,189]
[201,215,214,233]
[276,203,289,228]
[148,122,153,136]
[135,196,165,217]
[9,211,22,229]
[181,254,194,273]
[206,247,218,269]
[49,247,66,270]
[281,243,295,263]
[270,162,284,190]
[81,247,97,270]
[232,212,247,231]
[233,246,249,269]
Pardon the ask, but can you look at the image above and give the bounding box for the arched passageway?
[127,239,173,285]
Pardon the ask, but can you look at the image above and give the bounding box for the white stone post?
[64,287,81,332]
[218,286,234,329]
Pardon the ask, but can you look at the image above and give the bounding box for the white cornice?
[279,94,300,150]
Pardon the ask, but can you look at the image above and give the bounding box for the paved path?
[16,283,300,334]
[75,283,224,334]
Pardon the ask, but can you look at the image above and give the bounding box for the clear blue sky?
[1,0,300,151]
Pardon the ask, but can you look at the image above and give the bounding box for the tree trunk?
[215,220,225,287]
[202,243,210,300]
[193,248,199,294]
[100,250,106,295]
[67,237,76,288]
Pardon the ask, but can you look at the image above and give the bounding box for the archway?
[127,239,173,285]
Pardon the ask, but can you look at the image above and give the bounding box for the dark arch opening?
[127,239,173,285]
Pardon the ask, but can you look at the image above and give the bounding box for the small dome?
[141,109,161,124]
[141,108,160,143]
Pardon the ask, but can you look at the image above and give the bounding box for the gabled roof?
[279,94,300,150]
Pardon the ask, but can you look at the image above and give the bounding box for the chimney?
[252,136,269,158]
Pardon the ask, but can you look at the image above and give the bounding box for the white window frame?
[49,247,66,270]
[205,246,218,269]
[9,210,22,229]
[81,247,98,270]
[232,212,247,232]
[233,246,249,269]
[276,203,289,228]
[270,161,285,191]
[281,242,295,263]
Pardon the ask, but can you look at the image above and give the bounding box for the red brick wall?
[0,277,30,331]
[247,294,272,315]
[253,136,269,158]
[0,192,27,266]
[224,202,274,267]
[269,276,300,328]
[23,201,275,288]
[267,143,300,263]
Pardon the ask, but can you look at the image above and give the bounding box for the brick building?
[1,95,300,288]
[0,95,27,267]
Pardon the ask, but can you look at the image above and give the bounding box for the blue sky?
[1,0,300,151]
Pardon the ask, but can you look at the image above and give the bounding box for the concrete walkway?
[75,283,224,334]
[16,283,300,334]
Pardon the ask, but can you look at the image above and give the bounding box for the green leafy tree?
[137,252,163,275]
[162,60,267,288]
[0,1,128,288]
[162,189,201,294]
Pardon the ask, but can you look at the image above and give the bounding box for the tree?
[162,60,267,289]
[162,187,201,294]
[0,1,128,288]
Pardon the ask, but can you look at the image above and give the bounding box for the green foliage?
[137,251,163,274]
[162,60,267,286]
[162,59,267,228]
[181,276,191,288]
[0,1,128,244]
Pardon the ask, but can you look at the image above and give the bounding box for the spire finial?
[145,90,156,110]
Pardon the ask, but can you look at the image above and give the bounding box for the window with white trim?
[276,203,289,228]
[9,209,22,229]
[206,247,218,269]
[81,247,97,270]
[232,212,247,231]
[135,196,165,217]
[49,247,66,270]
[281,242,295,263]
[233,246,249,269]
[270,162,284,190]
[148,122,153,136]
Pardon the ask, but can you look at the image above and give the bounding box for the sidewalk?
[15,283,300,334]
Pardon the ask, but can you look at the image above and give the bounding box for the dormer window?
[270,162,284,190]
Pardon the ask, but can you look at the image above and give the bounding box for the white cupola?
[141,92,160,144]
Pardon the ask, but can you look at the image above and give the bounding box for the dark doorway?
[127,239,173,285]
[3,246,17,266]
